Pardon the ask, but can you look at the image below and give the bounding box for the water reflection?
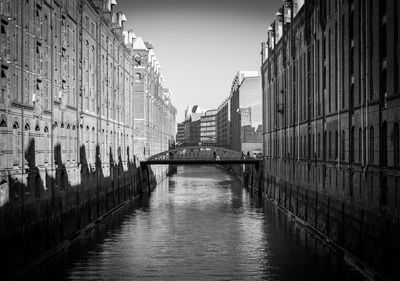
[26,165,365,281]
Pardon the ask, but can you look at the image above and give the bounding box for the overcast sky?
[117,0,281,122]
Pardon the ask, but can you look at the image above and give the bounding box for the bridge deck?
[141,159,261,167]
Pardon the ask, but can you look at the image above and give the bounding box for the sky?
[117,0,282,122]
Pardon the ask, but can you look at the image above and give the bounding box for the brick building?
[261,0,400,279]
[0,0,176,206]
[133,38,176,165]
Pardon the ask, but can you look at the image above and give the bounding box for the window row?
[266,121,400,167]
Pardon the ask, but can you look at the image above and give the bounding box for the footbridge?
[140,146,261,169]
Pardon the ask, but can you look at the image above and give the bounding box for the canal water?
[27,165,366,280]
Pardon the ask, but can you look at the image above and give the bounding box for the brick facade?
[261,0,400,279]
[0,0,176,275]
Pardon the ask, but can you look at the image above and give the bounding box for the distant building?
[185,104,206,122]
[184,120,191,144]
[190,119,201,145]
[200,109,218,145]
[176,122,185,145]
[230,71,262,153]
[133,38,176,159]
[183,105,206,145]
[216,98,231,149]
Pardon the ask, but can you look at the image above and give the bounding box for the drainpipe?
[21,2,25,188]
[364,0,369,172]
[360,0,364,168]
[337,1,341,170]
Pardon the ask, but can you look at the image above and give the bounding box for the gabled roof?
[132,37,147,50]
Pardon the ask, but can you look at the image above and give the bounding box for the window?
[335,22,338,110]
[350,46,354,76]
[381,69,387,107]
[341,130,346,161]
[1,64,7,78]
[318,133,321,159]
[381,23,387,60]
[12,122,19,166]
[350,127,354,163]
[44,126,49,164]
[341,15,345,109]
[350,83,354,111]
[381,121,387,166]
[363,127,367,163]
[349,9,354,41]
[67,125,71,162]
[380,176,388,206]
[369,126,374,164]
[359,128,362,163]
[394,123,400,166]
[380,0,387,17]
[329,131,332,159]
[335,131,338,160]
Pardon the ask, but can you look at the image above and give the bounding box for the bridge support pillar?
[145,165,151,193]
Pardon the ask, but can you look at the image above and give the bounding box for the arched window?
[91,127,95,164]
[24,122,31,166]
[349,9,354,40]
[341,130,346,161]
[105,130,109,162]
[335,131,338,160]
[72,125,76,162]
[293,135,296,158]
[100,129,106,162]
[0,119,7,169]
[380,176,388,206]
[44,126,49,164]
[86,126,90,163]
[67,124,72,162]
[0,118,6,128]
[300,136,303,158]
[328,131,332,159]
[381,69,387,106]
[350,126,354,163]
[363,127,367,163]
[381,23,387,60]
[350,83,354,111]
[394,123,400,166]
[382,121,388,166]
[13,122,19,166]
[61,123,65,162]
[350,47,354,76]
[369,126,374,164]
[359,128,362,163]
[317,133,321,159]
[109,131,113,162]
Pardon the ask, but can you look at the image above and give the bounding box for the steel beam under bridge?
[141,159,261,169]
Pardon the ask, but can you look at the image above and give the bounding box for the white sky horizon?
[116,0,281,122]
